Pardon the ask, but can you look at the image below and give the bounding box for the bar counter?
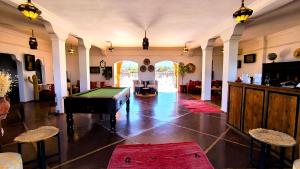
[227,82,300,160]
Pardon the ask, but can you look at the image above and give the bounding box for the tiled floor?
[1,92,264,169]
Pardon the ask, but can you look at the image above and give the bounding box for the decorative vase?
[0,97,10,119]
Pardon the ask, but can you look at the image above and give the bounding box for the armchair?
[147,80,158,94]
[133,80,144,94]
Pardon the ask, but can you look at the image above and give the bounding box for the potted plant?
[178,63,188,93]
[0,70,12,135]
[102,67,112,80]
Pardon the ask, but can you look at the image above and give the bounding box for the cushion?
[0,153,23,169]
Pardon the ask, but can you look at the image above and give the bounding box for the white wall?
[212,47,223,80]
[65,45,80,84]
[89,47,202,86]
[0,26,53,102]
[238,25,300,77]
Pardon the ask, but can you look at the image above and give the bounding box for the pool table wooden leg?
[110,113,116,132]
[66,112,74,135]
[126,100,130,114]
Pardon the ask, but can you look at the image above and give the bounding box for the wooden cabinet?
[227,82,300,159]
[228,86,243,129]
[243,88,264,133]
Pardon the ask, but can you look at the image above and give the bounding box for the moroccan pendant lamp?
[18,0,41,20]
[183,42,189,53]
[108,41,114,52]
[142,31,149,50]
[233,0,253,23]
[29,29,38,49]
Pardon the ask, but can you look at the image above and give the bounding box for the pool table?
[64,87,130,134]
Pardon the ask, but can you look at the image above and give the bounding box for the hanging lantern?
[18,0,41,20]
[183,42,189,53]
[142,31,149,50]
[29,30,38,49]
[233,0,253,23]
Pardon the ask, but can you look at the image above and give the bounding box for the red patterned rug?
[180,100,222,113]
[107,142,214,169]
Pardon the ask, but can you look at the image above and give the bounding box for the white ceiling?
[0,0,295,48]
[33,0,256,47]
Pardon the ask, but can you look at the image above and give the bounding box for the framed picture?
[90,66,100,74]
[24,54,35,71]
[244,54,256,63]
[237,60,242,68]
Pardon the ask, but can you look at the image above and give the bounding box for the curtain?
[116,62,122,87]
[173,63,178,88]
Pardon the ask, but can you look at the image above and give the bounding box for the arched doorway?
[155,61,178,92]
[0,53,20,102]
[114,61,138,89]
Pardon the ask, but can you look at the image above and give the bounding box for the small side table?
[14,126,61,169]
[142,88,150,95]
[249,128,296,169]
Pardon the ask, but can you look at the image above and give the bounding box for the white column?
[78,38,91,92]
[221,36,240,112]
[201,46,213,100]
[50,35,68,113]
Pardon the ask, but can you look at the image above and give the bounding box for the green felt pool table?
[64,87,130,134]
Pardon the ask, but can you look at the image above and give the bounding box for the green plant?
[102,67,112,80]
[178,62,188,85]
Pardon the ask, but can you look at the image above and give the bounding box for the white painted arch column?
[220,24,244,112]
[50,34,68,113]
[78,38,91,92]
[201,39,216,101]
[44,21,69,113]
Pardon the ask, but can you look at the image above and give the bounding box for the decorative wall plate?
[294,48,300,57]
[143,58,150,65]
[186,63,196,73]
[267,53,277,62]
[140,65,147,72]
[148,65,154,72]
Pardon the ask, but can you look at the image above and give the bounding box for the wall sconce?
[68,44,75,54]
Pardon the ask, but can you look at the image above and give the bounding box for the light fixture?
[18,0,42,20]
[183,42,189,53]
[233,0,253,23]
[68,44,75,54]
[108,41,114,52]
[29,29,38,49]
[142,31,149,50]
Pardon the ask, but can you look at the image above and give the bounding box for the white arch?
[154,60,178,92]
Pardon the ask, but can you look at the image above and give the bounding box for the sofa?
[186,80,201,94]
[133,80,158,94]
[186,80,222,94]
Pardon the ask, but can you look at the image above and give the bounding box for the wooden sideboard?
[227,82,300,160]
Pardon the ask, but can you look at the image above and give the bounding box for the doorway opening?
[114,61,138,89]
[0,53,20,103]
[155,61,178,92]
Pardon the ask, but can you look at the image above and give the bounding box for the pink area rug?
[180,100,222,113]
[107,142,214,169]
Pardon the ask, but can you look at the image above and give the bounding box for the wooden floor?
[1,92,266,169]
